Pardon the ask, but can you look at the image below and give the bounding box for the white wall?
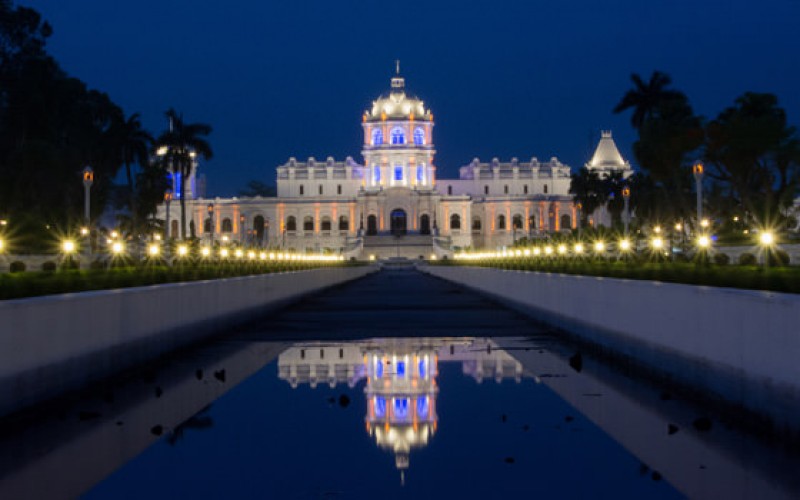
[0,266,375,417]
[422,266,800,430]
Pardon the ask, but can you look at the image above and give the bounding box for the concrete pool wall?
[0,266,376,418]
[422,265,800,432]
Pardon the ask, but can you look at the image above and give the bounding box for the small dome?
[364,75,432,123]
[588,131,628,170]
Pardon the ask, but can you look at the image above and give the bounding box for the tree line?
[0,1,212,250]
[572,71,800,235]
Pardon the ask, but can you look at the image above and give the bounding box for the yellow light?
[80,227,89,236]
[222,235,229,242]
[369,254,376,261]
[220,248,229,258]
[148,244,160,256]
[733,216,739,222]
[653,226,661,234]
[523,248,531,256]
[112,241,124,254]
[557,244,567,255]
[235,249,244,258]
[430,253,437,260]
[651,237,663,249]
[574,243,584,254]
[760,232,774,246]
[269,252,276,260]
[533,247,541,256]
[154,234,162,241]
[697,235,710,248]
[201,247,211,257]
[177,245,188,256]
[700,218,709,228]
[248,251,256,260]
[156,146,168,155]
[544,246,553,255]
[259,252,267,260]
[594,241,605,252]
[674,223,682,231]
[514,249,522,257]
[110,231,118,239]
[619,239,631,251]
[61,240,76,253]
[106,238,112,244]
[0,239,4,252]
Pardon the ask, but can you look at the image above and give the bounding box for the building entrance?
[390,209,407,235]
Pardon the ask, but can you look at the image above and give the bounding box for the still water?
[1,269,798,499]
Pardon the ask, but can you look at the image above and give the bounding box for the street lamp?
[622,186,631,235]
[207,204,214,246]
[693,161,704,229]
[759,231,775,268]
[82,167,93,224]
[164,189,173,240]
[61,240,76,254]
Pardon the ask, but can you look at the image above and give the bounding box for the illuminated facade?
[159,70,628,258]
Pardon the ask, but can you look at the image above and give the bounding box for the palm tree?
[154,109,212,239]
[107,112,152,232]
[613,71,684,130]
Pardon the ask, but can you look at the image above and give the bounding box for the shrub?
[738,253,757,266]
[713,253,730,266]
[89,260,106,270]
[60,258,80,270]
[9,261,26,273]
[41,261,57,272]
[768,249,790,267]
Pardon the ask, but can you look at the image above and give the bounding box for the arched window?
[286,216,297,231]
[303,216,314,231]
[447,185,453,195]
[337,184,342,195]
[420,214,431,235]
[512,214,523,230]
[204,218,212,233]
[339,216,349,231]
[394,165,403,181]
[504,185,509,194]
[523,185,528,194]
[318,185,323,195]
[221,218,233,232]
[450,214,461,230]
[374,166,381,184]
[544,185,548,194]
[372,128,383,145]
[528,215,536,230]
[299,185,304,196]
[497,215,506,230]
[472,217,482,231]
[484,185,489,195]
[253,215,265,242]
[560,214,572,230]
[321,216,332,231]
[417,165,424,183]
[413,127,425,145]
[367,215,378,235]
[390,127,405,144]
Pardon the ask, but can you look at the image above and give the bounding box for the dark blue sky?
[23,0,800,197]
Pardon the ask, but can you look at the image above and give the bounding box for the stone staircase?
[362,234,434,260]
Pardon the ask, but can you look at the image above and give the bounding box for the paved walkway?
[246,265,541,340]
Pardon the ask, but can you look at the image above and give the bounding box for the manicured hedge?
[435,257,800,294]
[0,261,358,300]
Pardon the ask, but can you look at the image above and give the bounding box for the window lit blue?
[394,398,409,419]
[375,358,384,378]
[416,397,429,418]
[391,127,405,145]
[414,127,424,145]
[374,166,381,183]
[372,128,383,145]
[397,361,406,377]
[394,166,403,181]
[417,166,423,182]
[375,396,386,418]
[418,359,426,378]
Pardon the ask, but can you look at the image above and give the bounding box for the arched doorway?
[253,215,265,244]
[390,209,407,235]
[367,215,378,235]
[419,214,431,235]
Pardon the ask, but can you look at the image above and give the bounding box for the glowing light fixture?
[593,241,605,252]
[619,239,631,251]
[544,246,553,255]
[759,232,774,246]
[235,249,244,259]
[557,244,567,255]
[651,237,664,249]
[574,243,584,254]
[697,235,710,248]
[201,247,211,257]
[111,241,124,254]
[148,244,160,256]
[220,248,229,258]
[177,244,189,256]
[80,227,89,236]
[61,240,76,254]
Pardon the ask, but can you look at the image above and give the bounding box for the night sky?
[22,0,800,197]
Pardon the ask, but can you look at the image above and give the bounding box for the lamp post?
[693,161,704,230]
[239,214,246,244]
[207,203,214,246]
[82,167,93,224]
[575,202,583,239]
[164,189,173,240]
[622,186,631,236]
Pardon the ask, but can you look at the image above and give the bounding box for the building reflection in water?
[278,338,523,480]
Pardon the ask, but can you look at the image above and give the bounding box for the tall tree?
[106,112,153,232]
[613,71,685,130]
[704,92,800,226]
[154,109,212,239]
[569,167,605,226]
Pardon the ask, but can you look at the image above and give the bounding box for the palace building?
[157,70,632,259]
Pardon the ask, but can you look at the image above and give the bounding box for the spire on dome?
[391,60,405,91]
[587,130,628,171]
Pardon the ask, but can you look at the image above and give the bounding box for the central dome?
[364,75,432,123]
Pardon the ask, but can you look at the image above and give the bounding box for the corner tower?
[361,66,436,191]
